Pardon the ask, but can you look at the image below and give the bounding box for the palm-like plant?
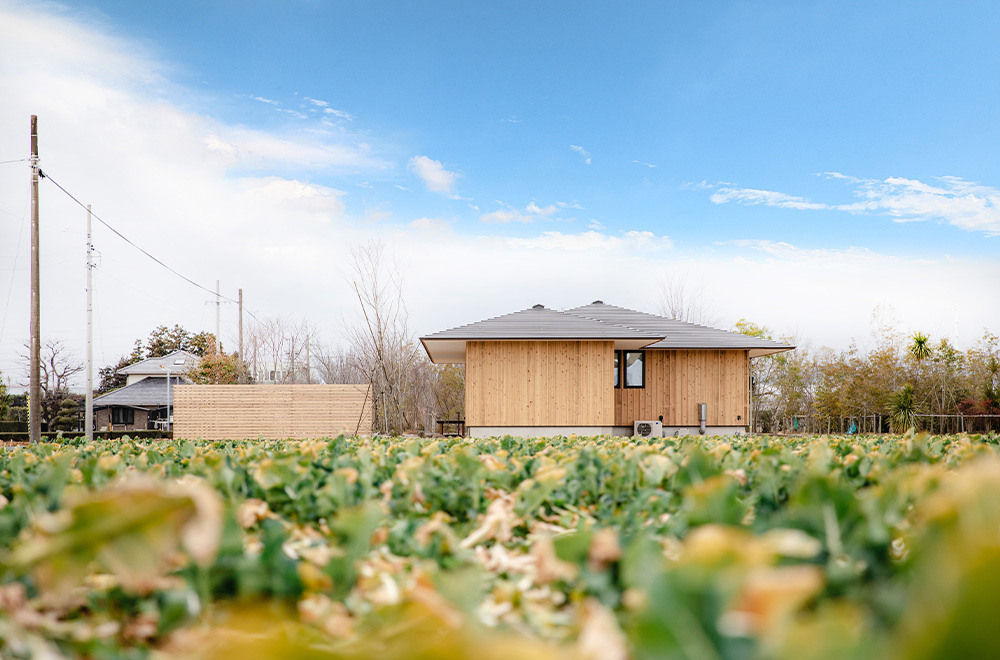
[910,332,932,362]
[889,383,917,433]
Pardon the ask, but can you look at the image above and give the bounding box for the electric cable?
[40,169,261,322]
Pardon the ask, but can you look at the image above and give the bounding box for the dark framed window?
[613,351,621,388]
[111,406,134,425]
[624,351,645,388]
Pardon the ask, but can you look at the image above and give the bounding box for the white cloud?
[710,187,829,211]
[632,160,656,168]
[251,96,278,105]
[408,155,459,195]
[323,107,355,121]
[709,174,1000,236]
[305,97,329,107]
[570,144,592,165]
[681,180,714,191]
[840,175,1000,235]
[480,201,560,224]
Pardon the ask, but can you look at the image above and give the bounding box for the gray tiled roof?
[421,305,661,340]
[566,302,794,356]
[118,350,199,376]
[420,301,794,362]
[93,376,184,407]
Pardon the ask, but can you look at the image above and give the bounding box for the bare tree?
[313,344,367,384]
[658,274,718,326]
[242,316,312,384]
[344,240,422,434]
[21,339,84,430]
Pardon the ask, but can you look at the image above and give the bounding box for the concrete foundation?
[469,426,616,438]
[614,426,749,438]
[468,425,749,438]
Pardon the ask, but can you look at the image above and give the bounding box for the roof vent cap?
[592,300,604,305]
[532,304,544,309]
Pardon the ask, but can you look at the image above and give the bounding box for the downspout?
[698,403,707,435]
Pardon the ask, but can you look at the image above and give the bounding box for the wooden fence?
[173,384,372,440]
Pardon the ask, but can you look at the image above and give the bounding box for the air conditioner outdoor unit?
[633,420,662,438]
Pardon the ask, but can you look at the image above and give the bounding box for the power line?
[0,158,28,165]
[40,169,261,323]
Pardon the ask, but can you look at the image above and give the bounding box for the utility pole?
[305,322,311,384]
[85,205,94,442]
[215,280,220,352]
[29,116,41,444]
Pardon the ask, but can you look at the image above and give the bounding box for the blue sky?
[1,0,999,388]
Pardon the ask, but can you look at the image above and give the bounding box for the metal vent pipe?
[698,403,707,435]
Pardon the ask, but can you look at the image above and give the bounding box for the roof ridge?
[568,302,722,332]
[421,304,663,340]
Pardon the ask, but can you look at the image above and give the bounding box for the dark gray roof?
[93,376,184,408]
[421,305,661,341]
[118,350,199,376]
[420,301,794,362]
[566,302,794,356]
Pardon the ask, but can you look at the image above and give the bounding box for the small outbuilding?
[420,302,793,438]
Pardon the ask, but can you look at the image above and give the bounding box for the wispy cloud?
[833,174,1000,235]
[305,96,329,107]
[570,144,592,165]
[632,160,656,168]
[408,155,459,196]
[323,107,355,121]
[710,187,828,211]
[681,180,714,191]
[251,96,278,105]
[707,174,1000,236]
[481,201,560,224]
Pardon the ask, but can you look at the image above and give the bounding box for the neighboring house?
[420,302,794,438]
[93,350,198,432]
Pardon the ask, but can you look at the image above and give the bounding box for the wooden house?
[420,302,793,437]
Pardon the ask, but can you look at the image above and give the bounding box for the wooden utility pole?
[85,205,94,442]
[29,116,41,444]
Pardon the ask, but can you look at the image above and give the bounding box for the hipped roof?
[93,375,185,408]
[420,302,794,363]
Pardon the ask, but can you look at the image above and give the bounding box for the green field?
[2,432,1000,659]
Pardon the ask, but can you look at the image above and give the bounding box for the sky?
[1,0,999,392]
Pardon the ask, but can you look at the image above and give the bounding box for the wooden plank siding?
[615,350,749,426]
[173,384,372,440]
[465,340,615,426]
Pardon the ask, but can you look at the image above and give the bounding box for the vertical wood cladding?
[614,350,749,426]
[465,340,615,426]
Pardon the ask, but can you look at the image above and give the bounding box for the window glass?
[613,351,620,388]
[624,351,645,388]
[112,407,134,425]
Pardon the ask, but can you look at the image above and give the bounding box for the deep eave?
[420,301,795,363]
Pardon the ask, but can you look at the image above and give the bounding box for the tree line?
[744,320,1000,434]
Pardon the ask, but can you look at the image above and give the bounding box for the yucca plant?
[889,383,918,433]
